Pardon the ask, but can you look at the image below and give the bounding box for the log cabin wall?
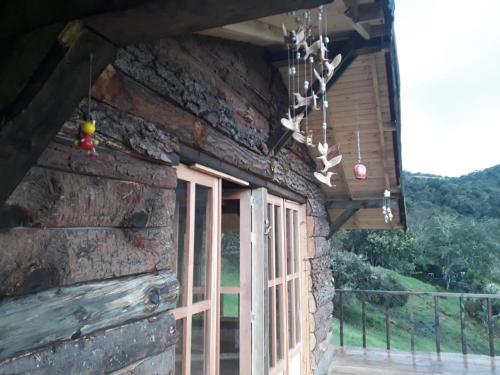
[0,35,335,374]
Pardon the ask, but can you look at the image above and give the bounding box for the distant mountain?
[404,165,500,220]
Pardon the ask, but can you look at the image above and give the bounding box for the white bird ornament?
[314,171,335,187]
[318,154,342,173]
[282,24,306,47]
[324,54,342,82]
[280,109,304,132]
[300,36,328,61]
[293,92,320,110]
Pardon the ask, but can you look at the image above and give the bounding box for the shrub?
[331,251,408,307]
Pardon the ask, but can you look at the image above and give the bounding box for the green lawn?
[332,268,500,355]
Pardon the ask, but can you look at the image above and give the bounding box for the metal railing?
[334,289,500,356]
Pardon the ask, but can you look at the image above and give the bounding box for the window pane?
[295,278,301,343]
[288,280,294,348]
[268,286,275,367]
[276,285,283,361]
[175,318,185,375]
[191,311,206,374]
[221,199,240,287]
[220,294,240,375]
[274,206,282,278]
[176,180,188,307]
[293,210,300,273]
[193,185,211,303]
[286,208,293,275]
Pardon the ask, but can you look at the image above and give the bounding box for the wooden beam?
[344,2,384,23]
[201,19,284,45]
[326,198,398,210]
[179,143,306,203]
[85,0,334,45]
[0,270,178,361]
[1,0,333,42]
[343,0,371,40]
[327,208,358,238]
[0,312,177,375]
[370,54,391,190]
[0,24,116,206]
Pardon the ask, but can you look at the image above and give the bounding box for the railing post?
[434,296,441,354]
[487,298,495,357]
[409,298,415,353]
[459,296,467,355]
[361,294,366,348]
[339,291,344,347]
[385,295,391,351]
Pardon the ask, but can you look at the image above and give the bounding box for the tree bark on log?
[0,227,174,296]
[37,141,177,189]
[5,166,175,228]
[0,311,177,375]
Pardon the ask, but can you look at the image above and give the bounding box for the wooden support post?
[251,188,268,375]
[327,208,359,238]
[0,270,178,361]
[339,292,344,347]
[434,296,441,354]
[385,295,391,351]
[487,298,495,357]
[460,297,467,355]
[409,307,415,353]
[361,295,367,348]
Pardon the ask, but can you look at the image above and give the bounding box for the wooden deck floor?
[329,347,500,375]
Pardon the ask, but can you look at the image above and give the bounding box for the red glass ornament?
[354,162,367,180]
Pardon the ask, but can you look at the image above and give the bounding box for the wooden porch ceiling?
[200,0,405,231]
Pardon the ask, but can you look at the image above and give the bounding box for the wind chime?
[75,52,99,156]
[280,6,343,187]
[382,189,393,223]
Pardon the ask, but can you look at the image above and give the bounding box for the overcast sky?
[394,0,500,177]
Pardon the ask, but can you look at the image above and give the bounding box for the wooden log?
[0,311,177,374]
[0,227,174,296]
[110,349,174,375]
[5,166,175,228]
[37,141,177,189]
[61,98,179,165]
[112,46,269,155]
[91,62,323,205]
[0,270,178,362]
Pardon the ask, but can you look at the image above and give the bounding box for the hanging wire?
[356,103,361,162]
[87,52,94,120]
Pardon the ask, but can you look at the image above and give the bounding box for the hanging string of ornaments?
[280,6,343,188]
[75,52,99,156]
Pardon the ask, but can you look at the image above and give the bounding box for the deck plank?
[329,347,500,375]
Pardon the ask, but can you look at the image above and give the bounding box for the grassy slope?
[332,268,500,355]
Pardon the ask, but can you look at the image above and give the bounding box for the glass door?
[267,195,304,375]
[174,165,219,375]
[219,190,252,375]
